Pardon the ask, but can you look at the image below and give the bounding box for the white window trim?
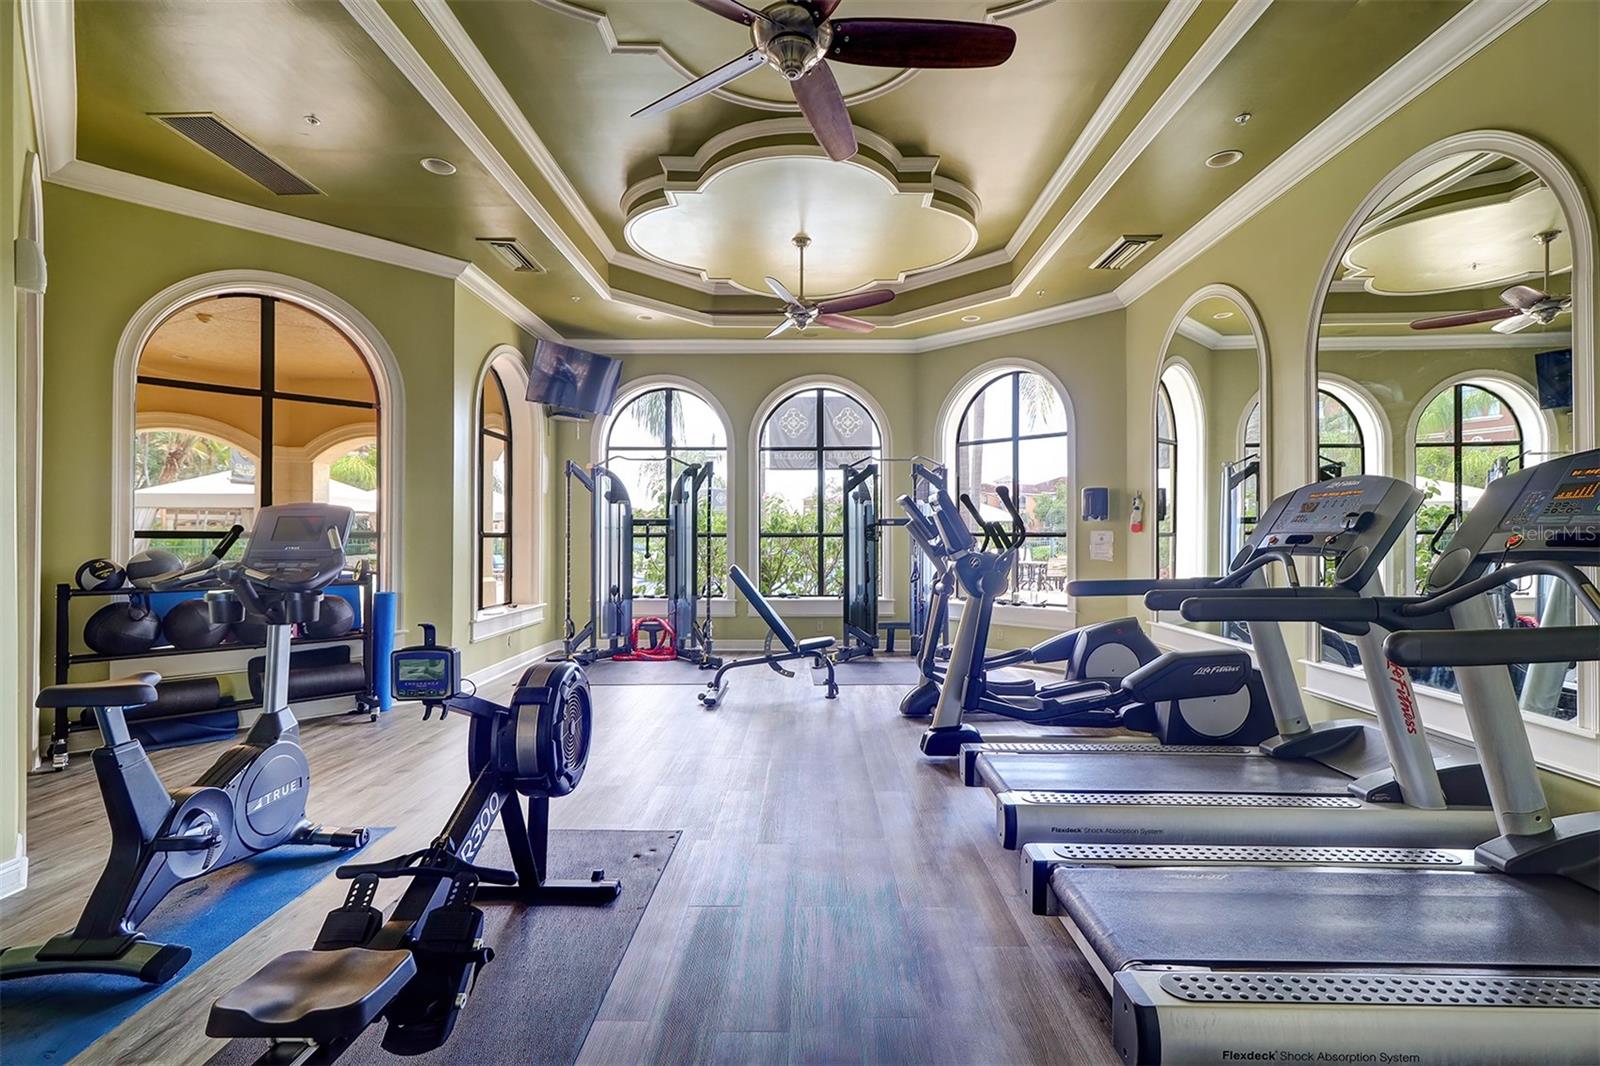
[1151,619,1263,666]
[18,151,46,771]
[1156,357,1206,580]
[948,597,1076,632]
[1300,129,1597,768]
[936,357,1077,612]
[748,374,892,598]
[1305,658,1598,786]
[595,374,737,606]
[471,344,547,624]
[112,270,406,588]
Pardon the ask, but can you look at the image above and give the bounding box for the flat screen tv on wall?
[525,340,623,419]
[1535,348,1572,411]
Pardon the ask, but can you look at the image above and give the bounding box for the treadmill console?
[1240,475,1423,589]
[1429,449,1600,590]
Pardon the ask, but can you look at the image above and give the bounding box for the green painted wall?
[3,0,37,868]
[1119,0,1598,808]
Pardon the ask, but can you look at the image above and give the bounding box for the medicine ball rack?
[45,574,377,771]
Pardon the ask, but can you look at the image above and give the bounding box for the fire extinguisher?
[1130,491,1145,534]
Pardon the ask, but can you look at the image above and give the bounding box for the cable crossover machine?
[559,457,720,668]
[837,456,946,662]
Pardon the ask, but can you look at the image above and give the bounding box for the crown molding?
[50,159,469,277]
[1317,329,1570,351]
[458,265,562,340]
[18,0,75,175]
[1115,0,1548,306]
[1174,316,1256,350]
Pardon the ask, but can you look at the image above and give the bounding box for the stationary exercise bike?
[0,503,370,985]
[207,626,621,1063]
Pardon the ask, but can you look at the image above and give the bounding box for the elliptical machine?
[207,626,620,1063]
[1,503,370,985]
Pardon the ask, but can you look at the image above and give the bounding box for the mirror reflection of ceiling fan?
[1411,230,1573,334]
[631,1,1018,161]
[747,233,895,338]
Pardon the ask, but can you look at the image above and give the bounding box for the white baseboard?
[0,836,29,899]
[466,638,566,688]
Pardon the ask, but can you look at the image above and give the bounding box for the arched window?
[1156,362,1205,580]
[1155,383,1178,579]
[478,367,513,610]
[758,386,880,596]
[954,369,1071,606]
[1413,382,1524,589]
[606,385,729,598]
[1318,390,1366,480]
[133,294,380,568]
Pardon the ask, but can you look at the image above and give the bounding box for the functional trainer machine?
[1036,449,1600,1065]
[1,504,370,984]
[837,457,944,662]
[560,458,719,667]
[207,626,621,1063]
[980,474,1496,851]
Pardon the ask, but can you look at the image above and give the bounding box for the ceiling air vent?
[152,114,319,195]
[1090,234,1162,270]
[478,238,545,274]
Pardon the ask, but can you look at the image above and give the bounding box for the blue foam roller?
[373,590,399,712]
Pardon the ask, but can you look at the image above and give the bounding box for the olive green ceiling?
[69,0,1476,342]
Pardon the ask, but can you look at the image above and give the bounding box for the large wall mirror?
[1311,136,1594,775]
[1153,286,1268,646]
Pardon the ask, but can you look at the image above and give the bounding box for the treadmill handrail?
[1385,625,1600,667]
[1180,594,1378,625]
[1395,560,1600,623]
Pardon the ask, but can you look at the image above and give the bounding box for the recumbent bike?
[0,503,370,985]
[207,625,621,1063]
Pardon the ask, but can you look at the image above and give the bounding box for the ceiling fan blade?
[816,288,895,315]
[1409,306,1520,330]
[1499,284,1548,310]
[827,18,1017,68]
[631,49,766,118]
[689,0,769,27]
[816,312,876,334]
[1492,312,1537,335]
[808,0,845,19]
[764,275,801,306]
[791,62,857,160]
[766,316,798,339]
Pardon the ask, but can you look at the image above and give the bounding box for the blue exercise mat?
[0,828,390,1065]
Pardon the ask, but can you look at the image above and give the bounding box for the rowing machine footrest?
[379,897,493,1057]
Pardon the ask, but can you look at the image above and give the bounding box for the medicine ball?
[234,618,270,646]
[83,601,161,656]
[75,558,126,592]
[163,598,232,650]
[302,595,356,639]
[126,548,183,589]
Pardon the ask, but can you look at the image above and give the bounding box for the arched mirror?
[1153,287,1268,647]
[1312,139,1592,774]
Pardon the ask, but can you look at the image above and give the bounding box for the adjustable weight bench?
[699,565,838,707]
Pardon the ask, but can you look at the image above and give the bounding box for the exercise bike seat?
[35,672,161,709]
[208,947,416,1043]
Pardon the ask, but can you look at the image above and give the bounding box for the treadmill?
[979,475,1492,850]
[1038,449,1600,1065]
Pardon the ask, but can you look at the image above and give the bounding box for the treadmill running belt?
[1050,866,1600,972]
[978,751,1348,795]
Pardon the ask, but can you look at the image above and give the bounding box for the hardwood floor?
[2,667,1117,1065]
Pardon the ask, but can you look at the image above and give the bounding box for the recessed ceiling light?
[570,295,582,303]
[303,114,321,127]
[1233,112,1252,126]
[961,314,981,323]
[1205,150,1244,169]
[420,157,456,175]
[1034,289,1045,297]
[637,313,653,321]
[1212,310,1235,320]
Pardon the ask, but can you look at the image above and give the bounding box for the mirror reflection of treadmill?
[981,474,1498,853]
[1040,450,1600,1065]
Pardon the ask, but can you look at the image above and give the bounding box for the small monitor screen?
[271,513,326,544]
[526,340,622,416]
[397,657,445,683]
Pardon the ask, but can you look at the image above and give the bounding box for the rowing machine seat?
[207,947,416,1043]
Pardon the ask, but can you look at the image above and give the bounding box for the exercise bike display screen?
[270,513,329,544]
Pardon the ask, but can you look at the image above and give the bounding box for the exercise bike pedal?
[152,831,223,853]
[294,824,370,849]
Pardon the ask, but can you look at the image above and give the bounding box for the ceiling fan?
[631,1,1018,161]
[749,234,895,338]
[1411,230,1573,334]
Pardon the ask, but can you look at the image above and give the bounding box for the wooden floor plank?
[4,670,1118,1065]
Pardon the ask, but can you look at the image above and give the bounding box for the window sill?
[1302,658,1598,785]
[746,596,896,618]
[949,599,1075,630]
[471,603,547,642]
[1150,619,1257,663]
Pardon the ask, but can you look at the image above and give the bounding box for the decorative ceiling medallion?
[536,0,1051,112]
[622,120,980,297]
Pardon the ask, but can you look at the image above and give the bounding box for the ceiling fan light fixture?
[1090,234,1162,271]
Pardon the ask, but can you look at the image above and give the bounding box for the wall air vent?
[151,113,319,196]
[478,238,545,274]
[1090,234,1162,270]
